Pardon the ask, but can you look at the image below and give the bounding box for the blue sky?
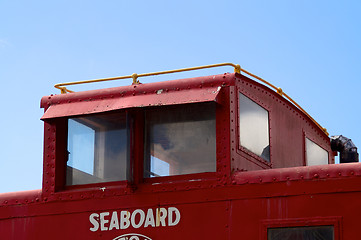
[0,0,360,193]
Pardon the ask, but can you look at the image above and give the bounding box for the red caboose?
[0,63,359,239]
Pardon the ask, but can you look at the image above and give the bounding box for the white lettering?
[131,209,145,229]
[109,211,119,230]
[120,211,130,229]
[114,233,152,240]
[168,207,180,226]
[144,209,155,228]
[156,208,167,227]
[129,237,140,240]
[89,213,99,232]
[100,212,110,231]
[89,207,180,232]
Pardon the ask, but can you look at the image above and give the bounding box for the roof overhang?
[41,73,235,120]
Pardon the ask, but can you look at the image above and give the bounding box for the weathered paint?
[1,72,357,240]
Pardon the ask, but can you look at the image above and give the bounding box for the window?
[239,93,270,161]
[268,225,334,240]
[67,112,129,185]
[144,103,216,178]
[306,138,328,166]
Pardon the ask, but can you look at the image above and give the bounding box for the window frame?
[261,217,342,240]
[143,102,217,180]
[63,110,132,191]
[44,100,228,197]
[236,90,272,169]
[66,111,131,187]
[303,132,330,166]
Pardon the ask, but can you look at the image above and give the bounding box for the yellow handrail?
[54,63,241,94]
[240,68,328,135]
[53,63,328,135]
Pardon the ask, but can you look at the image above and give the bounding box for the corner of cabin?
[230,73,334,173]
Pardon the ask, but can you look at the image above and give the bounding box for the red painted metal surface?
[40,74,228,119]
[41,86,221,119]
[0,72,359,239]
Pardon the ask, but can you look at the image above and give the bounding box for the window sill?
[237,145,272,169]
[140,172,218,192]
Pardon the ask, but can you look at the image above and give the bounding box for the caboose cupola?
[40,63,334,197]
[4,63,361,239]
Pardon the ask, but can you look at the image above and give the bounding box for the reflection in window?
[150,156,170,177]
[67,113,129,185]
[268,225,334,240]
[306,138,328,166]
[239,93,270,161]
[144,103,216,178]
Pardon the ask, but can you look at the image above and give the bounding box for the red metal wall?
[231,74,332,172]
[0,72,350,240]
[2,164,361,239]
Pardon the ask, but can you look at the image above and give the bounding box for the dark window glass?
[144,103,216,178]
[268,226,334,240]
[67,112,129,185]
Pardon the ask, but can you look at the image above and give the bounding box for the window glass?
[144,103,216,178]
[268,225,334,240]
[306,138,329,166]
[67,113,129,185]
[239,93,270,161]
